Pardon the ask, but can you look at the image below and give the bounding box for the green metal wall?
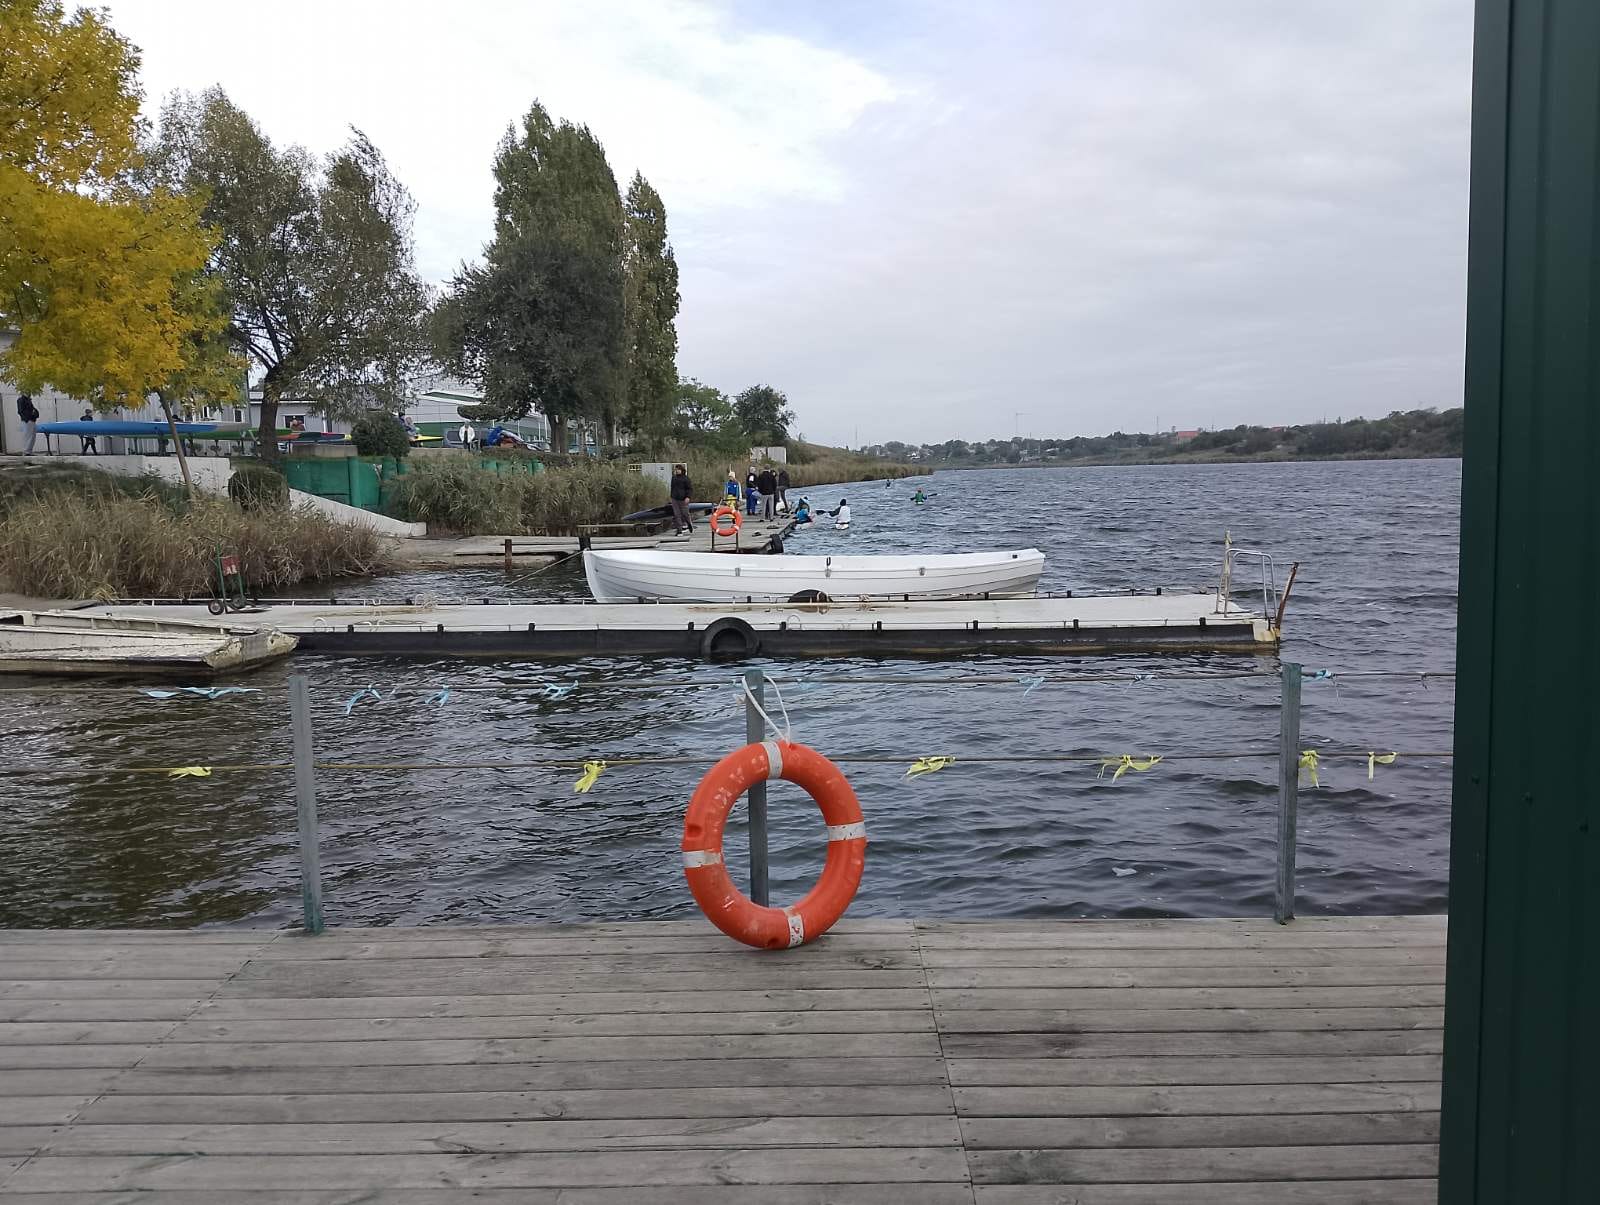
[1441,1,1599,1199]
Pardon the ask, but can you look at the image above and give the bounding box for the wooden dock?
[0,916,1443,1202]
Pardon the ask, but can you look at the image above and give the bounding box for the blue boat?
[37,419,222,437]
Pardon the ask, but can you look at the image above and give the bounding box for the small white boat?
[0,610,298,677]
[583,548,1046,603]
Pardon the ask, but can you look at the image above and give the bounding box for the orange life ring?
[710,505,743,537]
[682,741,866,949]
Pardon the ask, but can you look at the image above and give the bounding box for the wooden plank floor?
[0,917,1444,1203]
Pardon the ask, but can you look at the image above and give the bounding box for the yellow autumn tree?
[0,0,233,407]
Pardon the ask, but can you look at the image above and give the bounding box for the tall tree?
[157,89,427,459]
[432,101,623,454]
[0,0,224,408]
[734,384,796,445]
[621,172,679,449]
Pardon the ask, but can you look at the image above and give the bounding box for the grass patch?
[0,469,392,598]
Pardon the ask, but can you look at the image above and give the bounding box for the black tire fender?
[700,616,761,661]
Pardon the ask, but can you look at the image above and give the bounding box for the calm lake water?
[0,459,1461,929]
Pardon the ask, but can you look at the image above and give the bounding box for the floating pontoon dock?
[81,591,1280,659]
[0,917,1442,1200]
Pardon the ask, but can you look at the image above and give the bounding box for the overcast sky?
[100,0,1472,446]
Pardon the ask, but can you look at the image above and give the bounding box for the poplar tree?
[432,101,624,454]
[622,172,679,449]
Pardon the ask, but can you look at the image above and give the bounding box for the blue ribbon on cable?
[423,688,450,708]
[1307,669,1335,681]
[1018,675,1045,697]
[541,684,575,700]
[342,685,381,716]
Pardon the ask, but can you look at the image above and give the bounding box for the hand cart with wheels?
[207,552,258,614]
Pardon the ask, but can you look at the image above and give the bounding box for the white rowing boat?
[583,548,1046,603]
[0,610,298,677]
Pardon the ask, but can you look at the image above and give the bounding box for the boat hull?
[0,612,298,677]
[583,548,1046,603]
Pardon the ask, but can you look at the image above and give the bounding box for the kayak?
[621,502,717,523]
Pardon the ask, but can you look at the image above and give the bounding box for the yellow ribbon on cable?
[1298,749,1320,788]
[1368,751,1397,780]
[573,760,606,793]
[905,756,955,779]
[1099,755,1163,780]
[167,766,212,778]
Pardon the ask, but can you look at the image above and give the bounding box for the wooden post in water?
[1274,661,1302,925]
[503,538,513,574]
[288,673,325,935]
[744,667,770,907]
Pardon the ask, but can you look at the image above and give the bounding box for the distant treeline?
[864,408,1464,468]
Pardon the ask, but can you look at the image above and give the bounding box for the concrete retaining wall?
[289,488,426,537]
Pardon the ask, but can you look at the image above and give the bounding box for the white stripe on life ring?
[784,907,805,947]
[826,822,866,842]
[682,849,723,868]
[761,740,783,778]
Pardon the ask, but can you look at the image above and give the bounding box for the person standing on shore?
[17,394,40,454]
[777,467,790,509]
[79,408,98,455]
[744,468,759,515]
[668,463,695,535]
[757,466,778,520]
[725,470,740,503]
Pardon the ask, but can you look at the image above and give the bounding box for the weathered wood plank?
[105,1057,950,1095]
[230,950,925,979]
[965,1143,1438,1183]
[77,1085,959,1125]
[927,964,1446,989]
[0,1099,94,1126]
[919,946,1444,969]
[166,1008,934,1043]
[953,1083,1439,1118]
[939,1030,1444,1058]
[0,1071,123,1098]
[933,1007,1444,1033]
[0,930,279,944]
[194,987,930,1019]
[959,1112,1439,1149]
[0,980,226,1000]
[916,917,1445,937]
[932,985,1445,1010]
[308,919,915,939]
[0,1046,156,1071]
[972,1181,1437,1204]
[254,934,917,960]
[946,1055,1442,1087]
[2,1147,974,1190]
[0,1021,184,1046]
[0,998,204,1022]
[0,1186,979,1204]
[0,958,256,981]
[18,1114,962,1155]
[217,968,933,996]
[129,1030,942,1067]
[915,930,1444,950]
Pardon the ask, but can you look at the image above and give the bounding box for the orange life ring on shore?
[711,505,743,537]
[682,741,867,949]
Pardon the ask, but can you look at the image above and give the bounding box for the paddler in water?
[793,497,813,524]
[913,488,926,504]
[818,498,851,530]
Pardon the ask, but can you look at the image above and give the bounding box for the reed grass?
[0,489,392,599]
[390,460,661,535]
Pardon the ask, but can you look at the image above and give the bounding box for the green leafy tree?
[621,172,679,449]
[734,384,795,445]
[156,88,428,460]
[433,101,623,454]
[350,411,410,458]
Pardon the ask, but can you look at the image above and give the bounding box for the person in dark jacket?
[17,394,40,454]
[756,467,778,519]
[78,408,98,454]
[745,469,759,515]
[776,468,791,508]
[668,464,694,534]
